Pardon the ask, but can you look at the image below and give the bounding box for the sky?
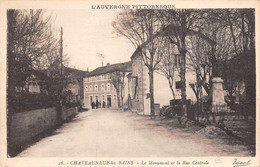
[51,9,135,71]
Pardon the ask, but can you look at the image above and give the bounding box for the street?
[18,109,252,157]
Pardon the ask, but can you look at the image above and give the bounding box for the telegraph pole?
[57,27,63,124]
[60,27,63,77]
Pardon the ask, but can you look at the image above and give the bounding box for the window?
[89,85,93,91]
[175,81,183,89]
[94,84,98,92]
[107,83,110,91]
[101,83,105,91]
[85,85,88,92]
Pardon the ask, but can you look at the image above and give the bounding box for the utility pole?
[57,27,63,125]
[60,27,63,77]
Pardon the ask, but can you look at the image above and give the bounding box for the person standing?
[102,101,106,108]
[96,99,99,109]
[91,101,95,109]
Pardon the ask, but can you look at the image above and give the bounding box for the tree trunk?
[117,89,121,108]
[120,85,124,110]
[227,10,238,55]
[180,49,187,116]
[149,69,155,116]
[168,79,176,99]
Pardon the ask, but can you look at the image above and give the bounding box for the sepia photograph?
[0,1,259,167]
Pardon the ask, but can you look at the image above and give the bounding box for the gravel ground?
[18,108,253,157]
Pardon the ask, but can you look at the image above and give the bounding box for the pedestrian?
[91,101,95,109]
[96,100,99,109]
[102,101,106,108]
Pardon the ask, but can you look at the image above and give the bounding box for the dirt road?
[18,109,252,157]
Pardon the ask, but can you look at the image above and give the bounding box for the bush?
[10,92,57,113]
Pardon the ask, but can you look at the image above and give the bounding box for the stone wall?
[8,107,57,150]
[8,106,78,156]
[62,107,78,121]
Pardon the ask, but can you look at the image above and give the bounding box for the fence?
[187,101,255,148]
[188,102,255,125]
[211,104,230,113]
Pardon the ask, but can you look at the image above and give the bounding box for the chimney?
[87,68,89,72]
[107,63,110,66]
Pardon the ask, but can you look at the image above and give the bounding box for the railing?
[211,104,230,114]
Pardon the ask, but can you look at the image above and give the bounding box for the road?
[18,108,252,157]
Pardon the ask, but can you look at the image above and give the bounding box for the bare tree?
[7,9,61,156]
[157,9,198,117]
[113,9,164,116]
[158,37,178,99]
[197,9,255,105]
[225,9,255,107]
[184,9,255,117]
[96,52,105,66]
[7,9,61,111]
[109,71,126,109]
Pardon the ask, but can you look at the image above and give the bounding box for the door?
[89,96,93,108]
[107,95,111,108]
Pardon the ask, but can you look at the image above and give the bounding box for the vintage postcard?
[0,0,259,167]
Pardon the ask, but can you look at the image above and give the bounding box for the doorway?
[89,96,93,107]
[107,95,111,108]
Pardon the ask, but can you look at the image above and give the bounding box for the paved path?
[18,109,252,157]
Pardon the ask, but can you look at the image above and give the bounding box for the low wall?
[62,107,78,121]
[8,106,78,156]
[8,107,57,151]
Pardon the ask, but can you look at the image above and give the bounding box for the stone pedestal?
[211,77,226,105]
[210,77,226,125]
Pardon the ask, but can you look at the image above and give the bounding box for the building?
[25,73,41,93]
[15,70,48,94]
[127,48,198,115]
[63,67,88,103]
[83,62,132,109]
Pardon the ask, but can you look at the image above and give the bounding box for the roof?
[130,46,142,60]
[63,67,88,79]
[87,61,132,76]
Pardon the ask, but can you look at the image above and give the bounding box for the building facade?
[127,49,198,115]
[83,62,132,109]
